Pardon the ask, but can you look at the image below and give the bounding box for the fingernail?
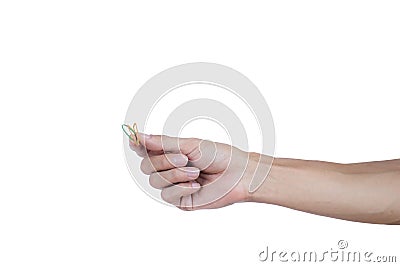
[170,154,187,165]
[185,168,200,178]
[191,182,200,189]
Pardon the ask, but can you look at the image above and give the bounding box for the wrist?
[241,153,277,203]
[248,156,294,205]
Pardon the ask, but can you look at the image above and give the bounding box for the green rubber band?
[122,124,136,142]
[122,123,140,145]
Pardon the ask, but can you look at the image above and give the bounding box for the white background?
[1,1,399,266]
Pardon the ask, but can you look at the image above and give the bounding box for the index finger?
[129,139,164,157]
[129,138,147,157]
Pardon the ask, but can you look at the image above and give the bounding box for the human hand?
[130,133,267,210]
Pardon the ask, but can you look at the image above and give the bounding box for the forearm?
[250,157,400,224]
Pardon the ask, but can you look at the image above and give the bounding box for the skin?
[130,133,400,225]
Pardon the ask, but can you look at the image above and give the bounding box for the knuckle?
[140,158,151,174]
[160,189,171,203]
[148,174,159,189]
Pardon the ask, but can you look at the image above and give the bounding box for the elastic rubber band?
[122,123,140,146]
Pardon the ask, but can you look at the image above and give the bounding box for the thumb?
[138,133,200,154]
